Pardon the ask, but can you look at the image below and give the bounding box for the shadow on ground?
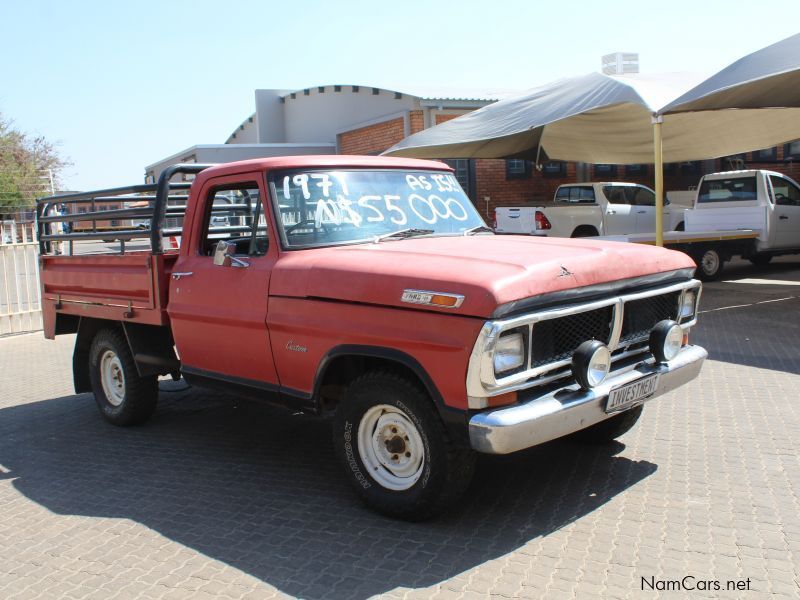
[0,385,656,599]
[692,257,800,376]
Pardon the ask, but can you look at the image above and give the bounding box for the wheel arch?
[73,317,122,393]
[571,224,599,238]
[314,345,469,445]
[73,318,178,393]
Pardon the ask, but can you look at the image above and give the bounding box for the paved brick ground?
[1,258,799,599]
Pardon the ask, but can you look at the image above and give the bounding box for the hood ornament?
[558,265,573,278]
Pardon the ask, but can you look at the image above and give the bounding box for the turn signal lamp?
[401,289,464,308]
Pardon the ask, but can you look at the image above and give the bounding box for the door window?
[769,175,800,206]
[629,186,656,206]
[603,185,632,204]
[200,184,269,256]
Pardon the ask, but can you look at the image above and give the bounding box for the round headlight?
[572,340,611,389]
[650,320,683,363]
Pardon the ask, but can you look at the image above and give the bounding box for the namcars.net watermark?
[642,575,752,592]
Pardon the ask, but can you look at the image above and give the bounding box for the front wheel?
[89,328,158,426]
[333,371,475,521]
[693,247,725,281]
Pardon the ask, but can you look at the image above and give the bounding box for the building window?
[318,86,325,93]
[372,88,380,95]
[679,161,701,175]
[541,161,566,177]
[290,92,296,99]
[443,159,475,200]
[594,164,617,177]
[334,85,341,92]
[352,85,359,93]
[303,89,310,96]
[785,140,800,160]
[394,92,402,99]
[752,147,776,161]
[626,164,648,176]
[506,159,530,179]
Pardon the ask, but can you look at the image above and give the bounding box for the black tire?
[573,405,643,443]
[332,371,476,521]
[749,254,772,267]
[693,247,725,281]
[571,226,599,238]
[89,328,158,426]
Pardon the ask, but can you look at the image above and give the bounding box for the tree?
[0,113,69,214]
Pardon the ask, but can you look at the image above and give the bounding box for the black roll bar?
[151,164,214,253]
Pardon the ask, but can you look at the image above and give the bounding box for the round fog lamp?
[650,320,683,363]
[572,340,611,389]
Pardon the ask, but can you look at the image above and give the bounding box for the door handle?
[779,215,789,220]
[171,272,193,280]
[607,210,616,215]
[636,210,647,214]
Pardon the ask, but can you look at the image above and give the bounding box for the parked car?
[603,169,800,281]
[37,156,706,520]
[494,182,688,237]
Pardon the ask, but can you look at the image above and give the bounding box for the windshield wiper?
[373,228,435,243]
[463,225,494,235]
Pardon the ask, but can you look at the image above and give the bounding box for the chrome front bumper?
[468,344,707,454]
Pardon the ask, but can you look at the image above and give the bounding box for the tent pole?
[652,115,665,247]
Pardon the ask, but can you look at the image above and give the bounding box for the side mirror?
[213,240,249,268]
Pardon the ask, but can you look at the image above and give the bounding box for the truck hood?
[269,235,695,318]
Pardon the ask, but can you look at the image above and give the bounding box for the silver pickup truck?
[495,182,688,238]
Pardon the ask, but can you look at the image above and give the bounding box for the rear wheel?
[749,254,772,267]
[89,328,158,426]
[333,371,475,521]
[574,405,643,443]
[693,247,725,281]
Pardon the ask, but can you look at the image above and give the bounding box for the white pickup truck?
[677,169,800,277]
[586,170,800,281]
[494,182,688,238]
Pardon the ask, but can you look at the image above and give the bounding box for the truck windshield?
[270,169,486,248]
[697,176,758,203]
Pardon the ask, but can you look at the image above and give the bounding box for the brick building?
[146,85,800,224]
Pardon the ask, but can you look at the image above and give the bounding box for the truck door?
[601,185,637,234]
[768,174,800,249]
[167,173,280,389]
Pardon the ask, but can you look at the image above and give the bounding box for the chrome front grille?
[619,291,681,344]
[530,305,613,367]
[466,279,702,399]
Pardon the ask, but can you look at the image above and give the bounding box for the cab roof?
[196,155,451,181]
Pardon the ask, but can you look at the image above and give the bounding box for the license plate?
[606,374,660,413]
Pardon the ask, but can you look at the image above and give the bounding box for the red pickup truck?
[37,156,706,520]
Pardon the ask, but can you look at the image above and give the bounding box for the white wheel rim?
[100,350,125,407]
[357,404,425,491]
[702,251,719,275]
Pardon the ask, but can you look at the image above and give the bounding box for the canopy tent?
[384,33,800,245]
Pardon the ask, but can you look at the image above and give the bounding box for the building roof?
[276,84,518,102]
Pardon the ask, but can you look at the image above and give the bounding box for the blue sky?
[2,0,799,191]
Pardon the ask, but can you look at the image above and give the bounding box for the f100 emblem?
[286,341,308,353]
